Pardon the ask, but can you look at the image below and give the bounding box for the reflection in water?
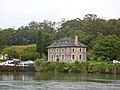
[0,72,34,81]
[34,72,120,81]
[0,72,120,90]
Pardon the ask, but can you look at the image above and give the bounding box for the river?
[0,72,120,90]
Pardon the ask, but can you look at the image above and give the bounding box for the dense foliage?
[93,35,120,60]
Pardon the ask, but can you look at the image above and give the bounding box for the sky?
[0,0,120,29]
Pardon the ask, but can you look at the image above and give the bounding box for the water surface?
[0,72,120,90]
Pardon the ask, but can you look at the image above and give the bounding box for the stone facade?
[48,36,87,63]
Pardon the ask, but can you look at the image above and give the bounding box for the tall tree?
[36,31,44,58]
[93,35,120,60]
[36,31,53,58]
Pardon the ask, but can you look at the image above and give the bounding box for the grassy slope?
[3,44,36,57]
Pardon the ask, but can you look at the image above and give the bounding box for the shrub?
[55,62,71,72]
[41,62,56,72]
[105,64,113,73]
[69,65,81,72]
[34,58,42,72]
[111,64,120,74]
[87,61,106,73]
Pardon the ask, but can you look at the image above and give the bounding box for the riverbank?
[34,59,120,74]
[0,65,35,72]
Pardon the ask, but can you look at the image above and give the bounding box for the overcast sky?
[0,0,120,29]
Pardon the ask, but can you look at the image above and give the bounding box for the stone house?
[48,36,87,63]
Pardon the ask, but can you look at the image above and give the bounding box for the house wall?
[48,47,86,63]
[0,55,4,59]
[0,54,7,60]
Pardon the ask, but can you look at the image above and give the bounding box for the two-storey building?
[48,36,87,63]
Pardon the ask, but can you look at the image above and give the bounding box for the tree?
[0,28,15,45]
[36,31,44,58]
[2,47,19,59]
[35,20,56,58]
[93,35,120,60]
[84,14,97,21]
[21,46,39,61]
[36,31,53,58]
[13,26,37,45]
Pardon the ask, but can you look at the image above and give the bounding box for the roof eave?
[48,45,87,48]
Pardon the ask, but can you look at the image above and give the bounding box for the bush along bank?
[34,59,120,74]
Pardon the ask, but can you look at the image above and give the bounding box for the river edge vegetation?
[34,59,120,74]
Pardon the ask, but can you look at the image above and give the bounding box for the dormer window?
[54,42,56,45]
[59,42,62,45]
[64,41,67,44]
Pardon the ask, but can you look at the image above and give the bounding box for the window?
[56,55,59,61]
[56,49,59,52]
[51,49,54,53]
[80,48,82,52]
[62,55,64,60]
[51,55,54,59]
[62,48,64,52]
[72,55,74,59]
[79,55,82,59]
[73,49,74,52]
[67,48,70,52]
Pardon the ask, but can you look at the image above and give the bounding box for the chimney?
[75,36,78,46]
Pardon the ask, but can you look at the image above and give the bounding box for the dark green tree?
[93,35,120,60]
[21,46,39,61]
[36,31,44,58]
[36,31,53,58]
